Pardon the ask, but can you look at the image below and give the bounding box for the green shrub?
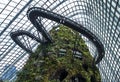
[16,25,101,82]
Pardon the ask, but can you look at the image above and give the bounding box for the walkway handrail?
[27,7,105,64]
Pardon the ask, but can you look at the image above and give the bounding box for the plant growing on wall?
[16,25,101,82]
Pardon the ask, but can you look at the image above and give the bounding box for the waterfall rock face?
[16,26,101,82]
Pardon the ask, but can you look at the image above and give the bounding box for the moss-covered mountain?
[16,25,101,82]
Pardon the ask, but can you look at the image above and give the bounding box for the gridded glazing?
[0,0,119,82]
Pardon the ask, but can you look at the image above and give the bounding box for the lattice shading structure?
[0,0,119,82]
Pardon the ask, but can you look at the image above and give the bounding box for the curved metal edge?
[27,7,105,64]
[27,12,53,43]
[10,30,43,53]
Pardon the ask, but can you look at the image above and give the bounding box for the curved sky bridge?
[0,0,119,82]
[11,7,105,64]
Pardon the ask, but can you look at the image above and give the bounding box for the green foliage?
[16,25,101,82]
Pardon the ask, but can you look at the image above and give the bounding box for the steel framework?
[0,0,119,82]
[10,7,105,64]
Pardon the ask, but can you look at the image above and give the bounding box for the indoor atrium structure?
[0,0,119,82]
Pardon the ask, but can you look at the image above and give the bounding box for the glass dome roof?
[0,0,119,82]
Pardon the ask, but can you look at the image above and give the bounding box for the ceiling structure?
[0,0,119,82]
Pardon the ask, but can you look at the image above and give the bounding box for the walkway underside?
[10,7,105,64]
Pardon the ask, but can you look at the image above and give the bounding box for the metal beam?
[0,43,37,78]
[27,7,105,64]
[0,0,33,37]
